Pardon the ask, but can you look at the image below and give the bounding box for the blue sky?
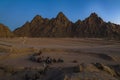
[0,0,120,30]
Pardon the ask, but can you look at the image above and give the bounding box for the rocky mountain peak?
[56,12,69,22]
[31,15,44,24]
[34,15,43,20]
[89,12,98,18]
[56,12,65,18]
[84,12,104,24]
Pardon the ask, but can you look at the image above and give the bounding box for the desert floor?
[0,38,120,80]
[0,38,119,68]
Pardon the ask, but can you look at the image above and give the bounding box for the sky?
[0,0,120,31]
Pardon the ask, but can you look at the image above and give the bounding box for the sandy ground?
[0,38,120,68]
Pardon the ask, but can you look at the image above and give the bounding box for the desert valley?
[0,12,120,80]
[0,38,120,80]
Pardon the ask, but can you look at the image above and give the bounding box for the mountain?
[47,12,73,37]
[14,12,73,37]
[13,12,120,39]
[0,23,14,37]
[74,13,120,39]
[74,13,106,37]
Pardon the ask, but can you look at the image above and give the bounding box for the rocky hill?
[0,23,14,37]
[14,12,120,39]
[14,12,73,37]
[74,13,120,39]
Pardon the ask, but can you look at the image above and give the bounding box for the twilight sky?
[0,0,120,30]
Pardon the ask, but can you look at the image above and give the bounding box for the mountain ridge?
[1,12,120,39]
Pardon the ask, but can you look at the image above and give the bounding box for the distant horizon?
[0,0,120,30]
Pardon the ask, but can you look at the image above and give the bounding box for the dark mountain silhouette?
[13,12,120,39]
[0,23,14,37]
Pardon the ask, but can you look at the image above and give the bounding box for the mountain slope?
[0,23,14,37]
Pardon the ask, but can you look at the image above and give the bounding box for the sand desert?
[0,38,119,80]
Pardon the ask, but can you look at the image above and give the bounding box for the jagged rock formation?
[14,12,73,37]
[74,13,120,39]
[13,12,120,39]
[0,23,14,37]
